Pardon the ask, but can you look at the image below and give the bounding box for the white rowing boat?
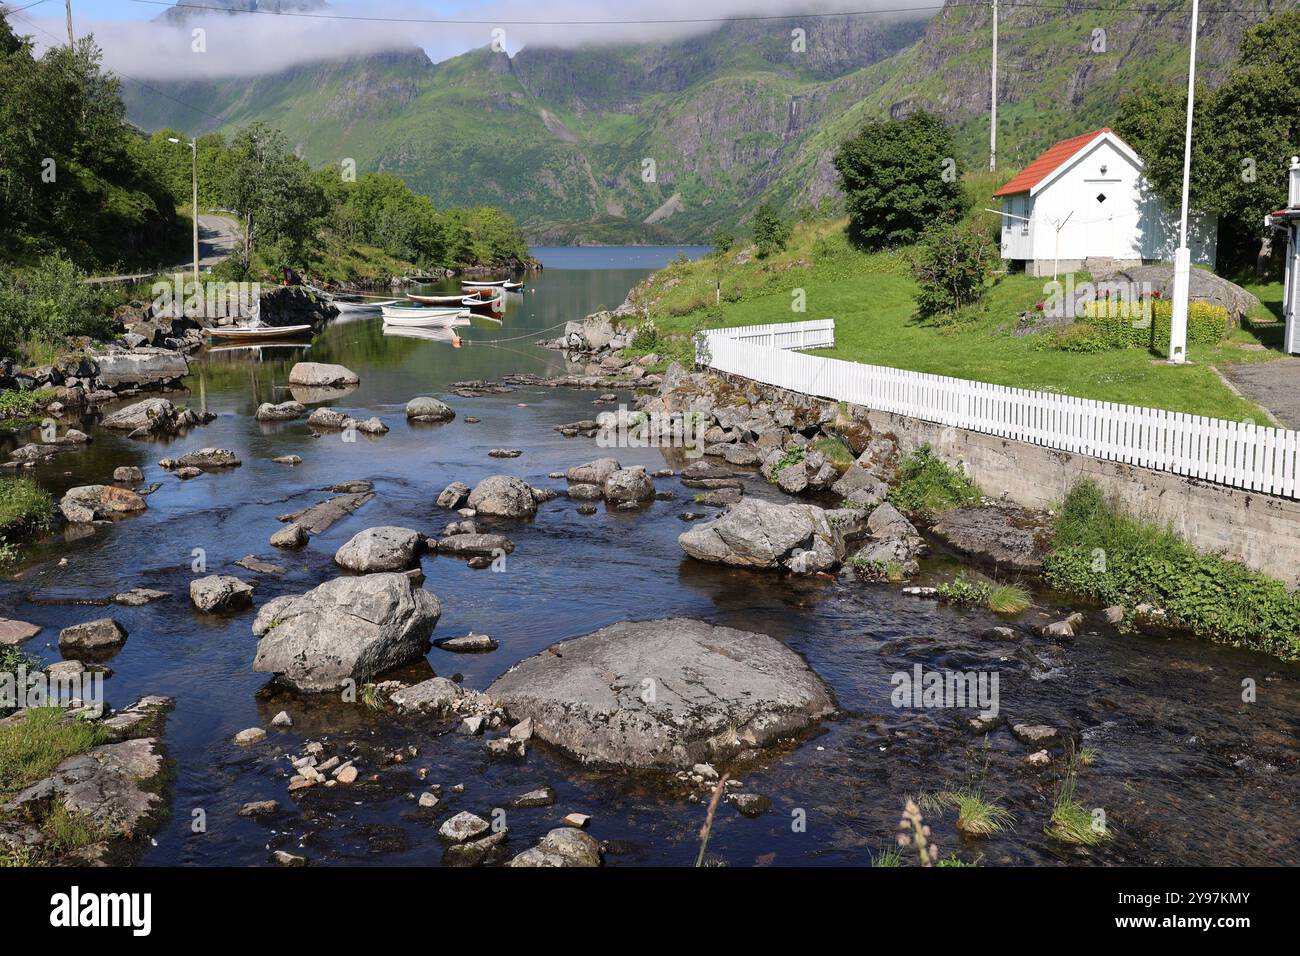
[381,308,471,328]
[202,323,314,341]
[334,298,397,313]
[461,279,509,288]
[381,303,466,320]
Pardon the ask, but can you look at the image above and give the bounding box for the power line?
[121,0,1295,24]
[0,0,53,15]
[7,8,229,123]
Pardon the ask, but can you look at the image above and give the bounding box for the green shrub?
[1043,481,1300,658]
[0,646,38,718]
[888,445,981,520]
[0,256,109,359]
[912,220,997,317]
[1048,300,1230,353]
[935,574,991,606]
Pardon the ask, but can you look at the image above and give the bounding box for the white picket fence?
[697,319,1300,500]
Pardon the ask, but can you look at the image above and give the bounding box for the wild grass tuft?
[987,582,1031,615]
[0,707,107,797]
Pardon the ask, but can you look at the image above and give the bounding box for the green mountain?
[121,1,1297,243]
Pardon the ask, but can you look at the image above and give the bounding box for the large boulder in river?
[930,505,1051,573]
[406,396,455,423]
[848,502,927,577]
[333,526,423,572]
[252,572,441,692]
[467,475,537,518]
[164,447,241,470]
[288,362,359,389]
[566,458,621,485]
[678,498,845,573]
[189,575,254,613]
[59,485,147,523]
[93,348,189,389]
[100,397,211,437]
[604,466,654,503]
[486,618,835,769]
[255,400,306,422]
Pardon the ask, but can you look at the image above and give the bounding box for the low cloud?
[12,0,936,80]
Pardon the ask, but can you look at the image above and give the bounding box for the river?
[4,246,1298,867]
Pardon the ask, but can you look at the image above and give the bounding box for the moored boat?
[381,306,471,327]
[407,293,469,304]
[202,323,314,341]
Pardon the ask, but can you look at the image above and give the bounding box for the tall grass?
[0,708,107,797]
[1044,480,1300,659]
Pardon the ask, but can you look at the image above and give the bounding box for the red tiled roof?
[993,128,1127,197]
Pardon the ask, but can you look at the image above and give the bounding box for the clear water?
[3,251,1298,867]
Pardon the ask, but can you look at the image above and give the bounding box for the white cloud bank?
[10,0,939,80]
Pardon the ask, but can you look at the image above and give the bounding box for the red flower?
[1034,302,1044,311]
[1153,290,1162,299]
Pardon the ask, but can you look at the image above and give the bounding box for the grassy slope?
[630,218,1273,423]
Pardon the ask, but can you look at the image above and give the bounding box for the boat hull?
[203,324,313,341]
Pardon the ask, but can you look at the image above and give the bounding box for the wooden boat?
[461,279,509,288]
[407,293,469,304]
[462,293,503,312]
[202,323,313,341]
[503,281,525,292]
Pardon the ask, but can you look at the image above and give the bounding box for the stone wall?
[721,374,1300,587]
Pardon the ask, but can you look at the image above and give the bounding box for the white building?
[1265,157,1300,355]
[994,128,1217,278]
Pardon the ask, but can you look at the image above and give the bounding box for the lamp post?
[168,136,199,284]
[1168,0,1200,365]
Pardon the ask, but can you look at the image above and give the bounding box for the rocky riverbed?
[1,263,1297,868]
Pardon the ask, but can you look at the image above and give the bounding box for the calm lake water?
[4,248,1299,867]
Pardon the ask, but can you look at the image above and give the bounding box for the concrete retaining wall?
[869,406,1300,588]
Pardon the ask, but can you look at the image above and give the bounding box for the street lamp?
[1168,0,1200,365]
[168,136,199,283]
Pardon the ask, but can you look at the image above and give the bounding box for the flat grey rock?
[487,618,834,769]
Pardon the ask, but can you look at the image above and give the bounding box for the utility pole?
[990,0,998,172]
[64,0,73,47]
[1168,0,1200,365]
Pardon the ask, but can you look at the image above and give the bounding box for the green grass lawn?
[630,219,1281,424]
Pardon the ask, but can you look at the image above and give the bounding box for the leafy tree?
[834,110,966,250]
[1116,8,1300,274]
[751,202,790,258]
[218,122,326,268]
[911,219,997,317]
[711,229,735,253]
[0,19,178,267]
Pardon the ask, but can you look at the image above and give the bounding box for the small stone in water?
[562,812,590,829]
[233,727,265,746]
[271,710,292,727]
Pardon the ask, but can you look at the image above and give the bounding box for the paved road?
[1223,358,1300,428]
[85,213,242,284]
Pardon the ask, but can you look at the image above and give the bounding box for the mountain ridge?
[120,1,1298,242]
